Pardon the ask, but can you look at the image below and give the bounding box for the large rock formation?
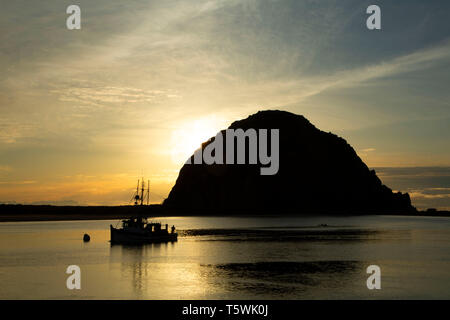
[164,110,415,214]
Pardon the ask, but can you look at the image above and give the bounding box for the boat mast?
[140,177,144,206]
[134,179,140,205]
[147,180,150,205]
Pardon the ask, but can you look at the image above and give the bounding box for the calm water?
[0,215,449,299]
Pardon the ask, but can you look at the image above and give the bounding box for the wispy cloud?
[0,165,12,173]
[375,167,450,210]
[0,180,36,185]
[0,119,36,144]
[52,86,181,107]
[242,40,450,106]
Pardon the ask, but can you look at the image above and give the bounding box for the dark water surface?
[0,215,449,299]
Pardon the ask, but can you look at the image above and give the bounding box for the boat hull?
[110,225,178,244]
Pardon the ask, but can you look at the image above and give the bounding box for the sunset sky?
[1,0,449,209]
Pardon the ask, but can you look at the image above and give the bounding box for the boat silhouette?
[110,179,178,244]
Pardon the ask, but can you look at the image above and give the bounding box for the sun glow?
[170,117,226,166]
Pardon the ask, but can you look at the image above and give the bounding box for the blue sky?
[0,0,449,208]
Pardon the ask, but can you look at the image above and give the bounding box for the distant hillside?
[164,110,415,214]
[0,204,162,222]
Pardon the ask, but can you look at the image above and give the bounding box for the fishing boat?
[110,217,177,244]
[110,179,178,244]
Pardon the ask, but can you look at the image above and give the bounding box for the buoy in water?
[83,234,90,242]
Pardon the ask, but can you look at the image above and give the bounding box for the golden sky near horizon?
[0,1,449,209]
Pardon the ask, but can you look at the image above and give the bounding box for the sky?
[0,0,449,209]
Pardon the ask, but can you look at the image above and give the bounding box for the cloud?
[0,165,12,172]
[0,180,37,185]
[0,119,36,144]
[376,167,450,178]
[408,188,450,211]
[253,39,450,105]
[374,167,450,210]
[52,86,181,107]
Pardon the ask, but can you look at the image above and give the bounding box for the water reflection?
[201,260,365,298]
[181,227,388,242]
[109,243,171,297]
[107,227,386,298]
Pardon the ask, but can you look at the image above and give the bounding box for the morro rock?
[164,110,415,214]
